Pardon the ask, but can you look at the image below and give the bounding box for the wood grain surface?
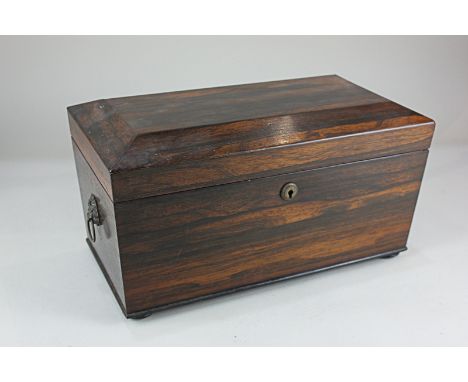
[115,150,428,314]
[73,142,126,308]
[68,75,434,201]
[69,76,435,317]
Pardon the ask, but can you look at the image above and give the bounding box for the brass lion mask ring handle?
[86,194,102,242]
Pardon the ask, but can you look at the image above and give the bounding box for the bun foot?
[130,311,153,320]
[380,251,400,259]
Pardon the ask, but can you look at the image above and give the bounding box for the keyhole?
[280,183,298,201]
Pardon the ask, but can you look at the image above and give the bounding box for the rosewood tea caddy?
[68,75,435,318]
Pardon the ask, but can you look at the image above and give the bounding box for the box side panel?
[116,150,428,314]
[72,142,126,310]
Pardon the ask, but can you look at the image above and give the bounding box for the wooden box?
[68,75,435,318]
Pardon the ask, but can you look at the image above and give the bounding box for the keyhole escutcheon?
[280,182,298,201]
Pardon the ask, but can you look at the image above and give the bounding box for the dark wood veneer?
[73,142,125,305]
[68,75,434,201]
[111,122,433,201]
[115,151,427,314]
[69,75,435,317]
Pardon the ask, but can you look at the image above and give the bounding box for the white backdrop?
[0,36,467,346]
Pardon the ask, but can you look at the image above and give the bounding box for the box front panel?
[116,151,428,314]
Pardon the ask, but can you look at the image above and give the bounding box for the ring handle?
[87,217,96,242]
[86,194,102,242]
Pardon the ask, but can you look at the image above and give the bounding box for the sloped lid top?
[68,75,434,201]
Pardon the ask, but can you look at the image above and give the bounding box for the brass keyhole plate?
[280,182,298,201]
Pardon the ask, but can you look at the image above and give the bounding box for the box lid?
[68,75,435,202]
